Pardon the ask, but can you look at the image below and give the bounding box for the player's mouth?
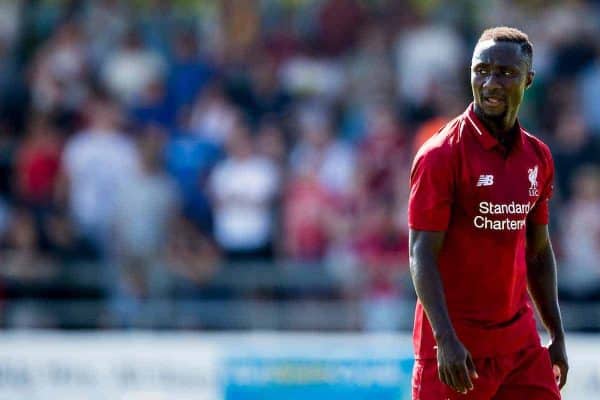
[482,95,506,108]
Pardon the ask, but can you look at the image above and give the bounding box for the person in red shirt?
[408,27,568,399]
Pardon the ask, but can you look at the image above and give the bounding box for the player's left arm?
[526,222,568,389]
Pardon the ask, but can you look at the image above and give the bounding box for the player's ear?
[525,70,535,89]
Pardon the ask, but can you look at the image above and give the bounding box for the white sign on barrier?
[0,333,222,400]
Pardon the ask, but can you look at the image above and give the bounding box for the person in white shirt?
[101,30,166,105]
[61,96,140,254]
[289,107,355,199]
[209,122,280,261]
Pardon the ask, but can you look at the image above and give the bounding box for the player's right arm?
[410,229,478,394]
[408,141,477,394]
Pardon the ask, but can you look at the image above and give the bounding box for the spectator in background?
[394,22,465,113]
[284,168,336,263]
[61,96,140,254]
[551,112,600,200]
[290,107,355,199]
[0,37,29,137]
[355,200,408,331]
[111,126,179,326]
[188,83,239,146]
[255,119,287,167]
[547,10,596,80]
[285,107,354,263]
[209,121,280,262]
[129,78,175,129]
[579,51,600,135]
[317,0,365,56]
[280,54,346,104]
[254,121,286,257]
[0,124,17,201]
[139,0,183,59]
[355,105,407,204]
[0,2,20,47]
[0,207,56,282]
[101,30,167,105]
[411,84,465,156]
[346,25,395,111]
[30,21,89,115]
[559,165,600,300]
[0,197,10,239]
[14,115,62,208]
[341,25,395,143]
[114,126,179,292]
[167,30,215,116]
[165,115,222,233]
[236,55,292,126]
[82,0,129,68]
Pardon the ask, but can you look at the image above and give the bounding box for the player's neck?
[474,106,518,146]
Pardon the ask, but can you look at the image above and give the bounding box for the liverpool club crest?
[528,165,539,196]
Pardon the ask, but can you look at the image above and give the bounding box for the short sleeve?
[528,153,554,225]
[408,147,454,231]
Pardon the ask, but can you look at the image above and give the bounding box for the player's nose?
[482,73,503,90]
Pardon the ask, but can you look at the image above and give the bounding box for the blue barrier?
[225,357,415,400]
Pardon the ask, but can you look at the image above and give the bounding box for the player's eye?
[476,67,489,75]
[503,70,515,77]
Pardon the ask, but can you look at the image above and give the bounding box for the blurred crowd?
[0,0,598,330]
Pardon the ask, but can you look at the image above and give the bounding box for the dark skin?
[410,230,478,395]
[471,40,534,142]
[410,40,568,394]
[526,224,568,389]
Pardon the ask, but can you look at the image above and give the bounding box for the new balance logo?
[477,175,494,187]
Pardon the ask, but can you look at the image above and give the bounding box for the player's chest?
[455,151,544,216]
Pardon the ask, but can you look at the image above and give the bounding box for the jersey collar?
[464,103,525,153]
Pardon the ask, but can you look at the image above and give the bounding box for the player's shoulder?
[413,116,464,164]
[521,129,553,162]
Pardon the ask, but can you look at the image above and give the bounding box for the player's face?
[471,41,534,125]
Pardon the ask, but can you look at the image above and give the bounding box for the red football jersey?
[408,104,554,359]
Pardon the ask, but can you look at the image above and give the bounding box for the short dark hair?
[477,26,533,69]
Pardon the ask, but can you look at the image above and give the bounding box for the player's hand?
[548,336,568,389]
[436,334,479,394]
